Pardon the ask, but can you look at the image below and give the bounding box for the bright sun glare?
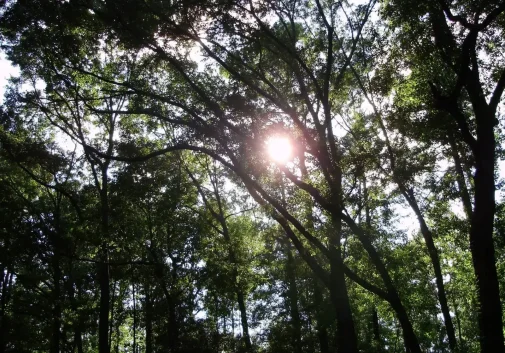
[267,137,292,163]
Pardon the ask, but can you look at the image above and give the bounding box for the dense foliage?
[0,0,504,352]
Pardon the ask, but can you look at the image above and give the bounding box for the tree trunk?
[471,114,503,353]
[328,251,359,353]
[343,215,421,353]
[133,283,137,353]
[73,325,83,353]
[0,270,13,353]
[372,308,382,352]
[145,284,153,353]
[406,196,457,352]
[99,172,110,353]
[98,249,110,353]
[115,319,120,353]
[377,109,457,351]
[451,295,465,350]
[286,249,303,353]
[429,9,504,351]
[329,166,359,353]
[108,280,117,353]
[313,281,329,353]
[169,264,179,353]
[237,290,253,351]
[201,169,254,352]
[51,254,62,353]
[68,269,83,353]
[301,155,330,353]
[390,291,422,353]
[448,135,473,219]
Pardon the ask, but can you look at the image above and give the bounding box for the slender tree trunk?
[145,284,153,353]
[108,280,117,353]
[232,303,235,336]
[313,281,329,353]
[0,271,6,353]
[388,285,421,353]
[372,308,382,352]
[471,114,503,353]
[286,249,303,353]
[133,283,137,353]
[448,135,473,219]
[425,232,457,352]
[149,246,179,351]
[407,196,457,351]
[451,295,464,351]
[73,322,84,353]
[377,111,456,351]
[343,216,422,353]
[98,250,110,353]
[115,319,120,353]
[169,264,179,353]
[237,290,253,351]
[231,303,236,352]
[198,167,254,352]
[363,177,371,227]
[227,245,252,351]
[51,254,62,353]
[214,295,220,353]
[68,271,83,353]
[98,172,110,353]
[0,270,12,353]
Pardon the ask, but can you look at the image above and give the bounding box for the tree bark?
[145,284,153,353]
[328,250,359,353]
[133,283,137,353]
[448,134,473,219]
[372,308,382,352]
[375,109,457,351]
[342,215,422,353]
[300,154,331,353]
[73,323,83,353]
[406,195,457,351]
[169,261,179,353]
[0,270,13,353]
[98,170,111,353]
[428,7,504,352]
[313,281,329,353]
[286,248,303,353]
[98,249,110,353]
[451,295,464,350]
[51,254,62,353]
[470,112,503,353]
[108,280,117,353]
[237,290,253,351]
[68,269,83,353]
[329,166,359,353]
[192,167,254,352]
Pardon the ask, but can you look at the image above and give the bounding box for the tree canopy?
[0,0,504,352]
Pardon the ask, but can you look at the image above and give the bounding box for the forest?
[0,0,504,352]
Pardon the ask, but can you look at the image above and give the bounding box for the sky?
[0,53,19,103]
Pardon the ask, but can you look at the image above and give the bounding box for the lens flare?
[267,137,292,163]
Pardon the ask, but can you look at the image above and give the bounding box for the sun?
[266,136,292,163]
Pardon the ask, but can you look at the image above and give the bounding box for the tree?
[1,0,504,352]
